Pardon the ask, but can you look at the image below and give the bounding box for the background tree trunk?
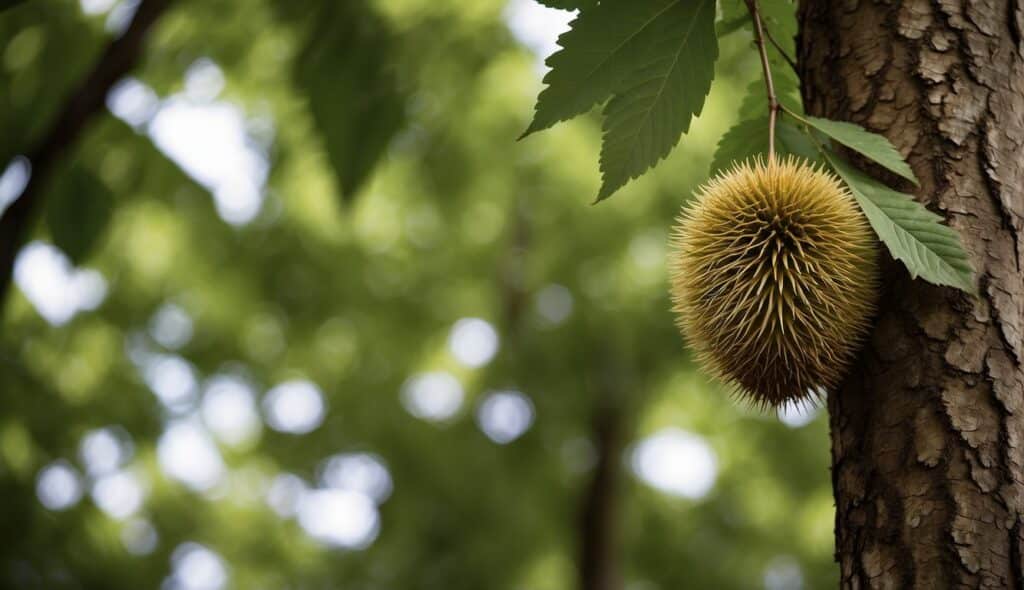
[798,1,1024,587]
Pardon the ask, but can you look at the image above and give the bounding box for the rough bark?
[798,1,1024,587]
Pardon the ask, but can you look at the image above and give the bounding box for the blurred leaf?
[738,70,802,120]
[293,1,406,201]
[824,149,974,293]
[45,162,114,264]
[805,116,918,185]
[0,0,28,12]
[709,119,816,174]
[596,0,716,200]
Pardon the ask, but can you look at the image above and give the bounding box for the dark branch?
[0,0,174,317]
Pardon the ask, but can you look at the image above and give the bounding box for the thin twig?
[745,0,779,159]
[0,0,174,317]
[764,28,798,72]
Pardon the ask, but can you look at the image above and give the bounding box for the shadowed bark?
[798,1,1024,587]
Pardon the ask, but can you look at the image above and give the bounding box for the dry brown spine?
[670,156,879,408]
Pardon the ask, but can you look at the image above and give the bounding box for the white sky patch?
[157,419,225,492]
[318,453,392,504]
[630,427,718,500]
[149,97,268,226]
[168,542,228,590]
[401,371,464,423]
[80,0,118,15]
[107,77,158,128]
[777,401,819,429]
[0,155,30,217]
[14,241,107,326]
[105,0,139,34]
[297,489,380,550]
[201,374,262,447]
[91,470,145,520]
[36,460,84,511]
[448,318,499,369]
[504,0,574,72]
[263,380,326,435]
[476,390,535,444]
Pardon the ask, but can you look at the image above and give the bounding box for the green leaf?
[738,70,802,120]
[521,0,696,138]
[46,164,114,265]
[824,149,975,293]
[709,119,817,175]
[292,1,406,201]
[804,116,918,185]
[596,0,717,200]
[533,0,595,10]
[718,0,797,56]
[0,0,28,12]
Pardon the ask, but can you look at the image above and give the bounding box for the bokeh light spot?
[448,318,499,368]
[318,453,392,504]
[262,380,325,435]
[157,420,225,491]
[297,489,380,550]
[168,543,228,590]
[476,390,535,444]
[36,460,84,511]
[400,372,464,423]
[91,470,144,520]
[630,428,718,500]
[201,374,261,447]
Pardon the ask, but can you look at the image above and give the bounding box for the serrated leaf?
[521,0,694,138]
[596,0,717,200]
[804,116,918,185]
[533,0,595,10]
[824,149,974,293]
[46,164,114,264]
[709,119,817,174]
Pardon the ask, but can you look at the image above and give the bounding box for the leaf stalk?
[744,0,779,159]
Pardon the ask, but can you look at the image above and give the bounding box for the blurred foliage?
[0,1,835,589]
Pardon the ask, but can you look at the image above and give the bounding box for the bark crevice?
[800,1,1024,587]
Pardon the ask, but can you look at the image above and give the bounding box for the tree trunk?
[798,1,1024,588]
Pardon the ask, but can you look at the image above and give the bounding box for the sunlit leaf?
[825,149,974,293]
[805,116,918,185]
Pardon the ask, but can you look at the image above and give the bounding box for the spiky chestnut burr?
[670,157,879,408]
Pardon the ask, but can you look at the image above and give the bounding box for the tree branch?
[745,0,779,158]
[0,0,174,316]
